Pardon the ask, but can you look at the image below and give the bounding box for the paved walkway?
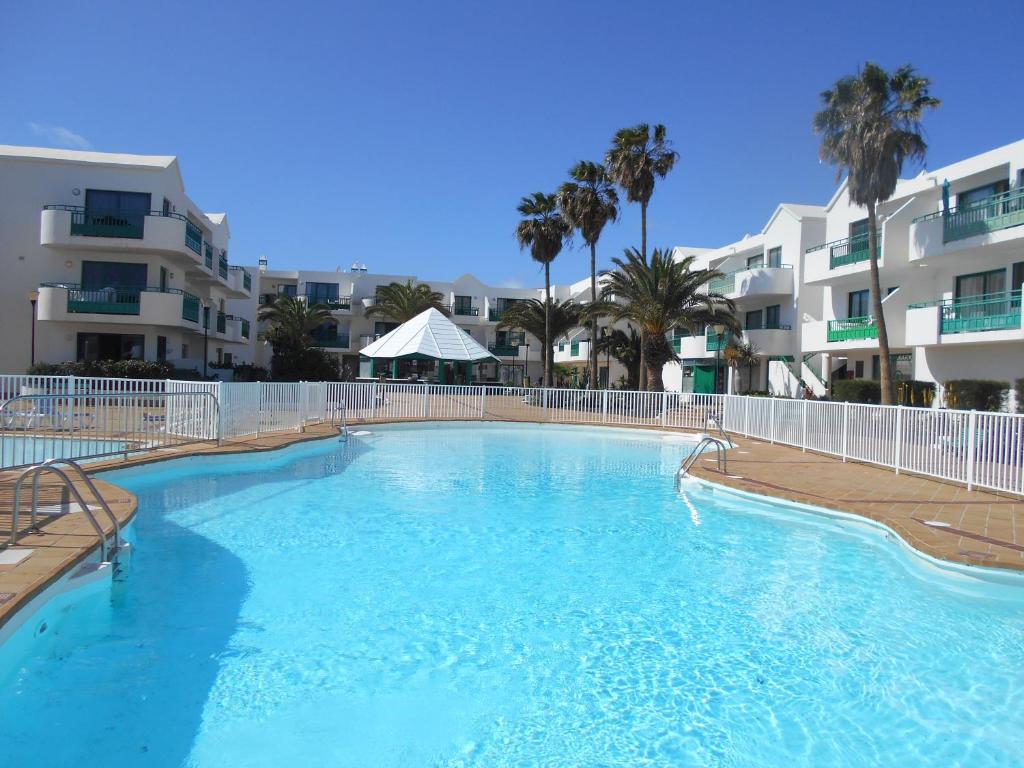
[689,436,1024,571]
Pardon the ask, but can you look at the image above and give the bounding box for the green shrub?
[27,359,181,380]
[233,363,271,382]
[1016,378,1024,414]
[944,379,1009,412]
[832,378,881,404]
[895,380,936,408]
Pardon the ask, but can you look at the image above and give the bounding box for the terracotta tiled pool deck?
[2,418,1022,631]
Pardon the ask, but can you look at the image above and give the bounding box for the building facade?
[0,146,254,374]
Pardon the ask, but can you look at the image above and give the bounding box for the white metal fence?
[1,375,1022,496]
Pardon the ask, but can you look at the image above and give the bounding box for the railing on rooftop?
[827,316,877,342]
[913,188,1024,243]
[909,290,1022,335]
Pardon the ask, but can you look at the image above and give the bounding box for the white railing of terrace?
[1,375,1021,497]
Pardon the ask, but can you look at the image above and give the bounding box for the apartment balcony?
[906,291,1023,346]
[802,317,878,353]
[312,332,351,349]
[742,326,793,357]
[669,332,713,360]
[804,232,883,284]
[553,339,589,363]
[488,342,528,358]
[228,266,253,296]
[910,188,1024,262]
[708,265,793,299]
[452,304,480,320]
[37,283,202,329]
[304,294,352,311]
[41,205,206,265]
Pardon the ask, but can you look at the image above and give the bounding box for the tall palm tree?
[724,340,761,394]
[813,63,939,404]
[595,324,641,390]
[498,298,583,386]
[515,192,570,386]
[558,161,619,390]
[604,123,678,389]
[365,279,449,321]
[600,247,738,392]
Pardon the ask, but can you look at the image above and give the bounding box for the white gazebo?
[359,308,499,383]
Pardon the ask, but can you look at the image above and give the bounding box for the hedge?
[1016,378,1024,415]
[831,379,880,404]
[27,360,202,380]
[944,379,1009,412]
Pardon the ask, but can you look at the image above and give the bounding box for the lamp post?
[523,343,530,387]
[713,323,727,394]
[28,290,39,367]
[202,300,210,379]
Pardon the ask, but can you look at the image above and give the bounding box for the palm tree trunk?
[867,201,893,405]
[638,200,649,391]
[590,242,599,389]
[648,359,664,392]
[641,200,648,261]
[544,261,552,388]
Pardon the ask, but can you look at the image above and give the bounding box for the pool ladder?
[335,401,349,441]
[8,458,124,562]
[676,436,729,486]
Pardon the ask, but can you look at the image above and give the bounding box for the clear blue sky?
[3,1,1022,287]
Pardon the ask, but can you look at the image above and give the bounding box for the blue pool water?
[1,423,1023,767]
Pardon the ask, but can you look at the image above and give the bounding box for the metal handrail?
[35,458,121,553]
[10,464,109,560]
[677,436,729,483]
[708,413,730,444]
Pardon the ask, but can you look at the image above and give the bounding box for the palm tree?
[604,123,678,389]
[257,295,338,380]
[558,161,619,390]
[498,298,583,386]
[515,192,570,386]
[600,247,738,392]
[365,279,449,322]
[724,340,761,393]
[595,324,641,390]
[813,63,939,404]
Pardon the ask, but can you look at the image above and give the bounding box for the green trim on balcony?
[240,319,251,340]
[807,233,879,269]
[488,343,520,356]
[218,255,229,279]
[705,329,733,351]
[913,188,1024,243]
[312,332,349,348]
[570,341,580,356]
[216,312,227,334]
[911,291,1022,334]
[827,316,877,342]
[186,221,203,256]
[182,292,200,323]
[41,282,200,319]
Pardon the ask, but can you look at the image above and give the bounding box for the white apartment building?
[0,146,254,374]
[232,262,632,385]
[667,138,1024,408]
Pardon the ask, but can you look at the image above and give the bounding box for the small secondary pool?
[0,434,129,468]
[1,423,1022,767]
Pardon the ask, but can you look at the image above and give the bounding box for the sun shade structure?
[359,308,499,363]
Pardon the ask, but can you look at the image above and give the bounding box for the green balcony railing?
[827,316,877,342]
[570,341,581,356]
[312,332,349,348]
[454,304,479,316]
[243,272,252,291]
[488,343,520,356]
[708,271,736,294]
[240,319,251,339]
[911,291,1022,335]
[45,204,199,241]
[185,221,203,255]
[216,312,227,334]
[218,255,229,279]
[914,188,1024,243]
[807,233,879,269]
[705,329,733,351]
[488,308,504,322]
[670,336,682,354]
[182,292,200,323]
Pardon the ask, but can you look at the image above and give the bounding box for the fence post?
[423,384,429,419]
[660,391,668,427]
[215,381,224,445]
[602,389,608,423]
[841,400,849,462]
[743,396,750,437]
[67,374,76,397]
[801,398,808,452]
[480,386,486,419]
[894,405,903,474]
[965,410,977,491]
[770,397,776,444]
[542,387,548,421]
[372,382,379,421]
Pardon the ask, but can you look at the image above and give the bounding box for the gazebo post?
[438,359,446,385]
[391,358,399,379]
[465,361,474,385]
[368,358,375,377]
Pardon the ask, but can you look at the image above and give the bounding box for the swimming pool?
[0,434,128,468]
[1,423,1022,767]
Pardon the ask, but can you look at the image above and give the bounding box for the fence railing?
[1,376,1021,496]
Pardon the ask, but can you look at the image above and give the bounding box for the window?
[955,269,1005,299]
[84,189,151,217]
[1013,262,1024,293]
[305,282,339,303]
[850,218,869,240]
[958,180,1009,208]
[745,309,763,330]
[81,261,147,290]
[159,266,168,291]
[887,286,899,296]
[162,197,171,216]
[767,247,782,268]
[453,295,474,315]
[156,336,167,361]
[746,253,764,269]
[223,352,233,366]
[848,289,871,318]
[854,360,865,378]
[76,333,144,362]
[279,284,297,297]
[374,321,399,337]
[765,305,781,329]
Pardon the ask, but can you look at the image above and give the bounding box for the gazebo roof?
[358,308,499,362]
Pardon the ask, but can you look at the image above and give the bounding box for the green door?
[693,364,716,394]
